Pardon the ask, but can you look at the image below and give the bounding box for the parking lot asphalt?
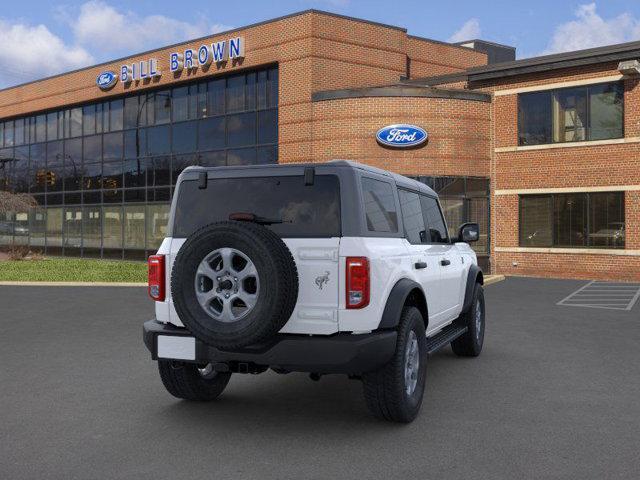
[1,277,639,480]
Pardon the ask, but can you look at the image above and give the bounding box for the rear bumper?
[143,319,397,375]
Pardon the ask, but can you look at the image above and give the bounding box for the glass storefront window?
[29,207,46,248]
[519,192,624,248]
[146,204,170,250]
[63,207,82,251]
[124,205,145,249]
[0,66,278,259]
[103,206,122,249]
[172,121,197,153]
[519,82,623,145]
[82,206,101,250]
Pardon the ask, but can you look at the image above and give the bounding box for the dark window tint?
[198,117,225,150]
[518,82,624,145]
[361,177,398,233]
[227,148,256,166]
[103,132,123,160]
[553,87,588,142]
[110,100,123,131]
[519,193,624,248]
[172,121,197,154]
[554,193,587,247]
[124,96,139,129]
[174,175,341,238]
[420,196,449,243]
[226,75,245,113]
[589,192,625,248]
[227,112,256,147]
[207,79,225,116]
[519,196,553,247]
[518,91,552,145]
[590,83,623,140]
[147,125,171,155]
[399,189,426,244]
[257,109,277,144]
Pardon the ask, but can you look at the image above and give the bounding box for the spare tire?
[171,221,298,349]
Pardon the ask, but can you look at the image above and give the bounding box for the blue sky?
[1,0,640,88]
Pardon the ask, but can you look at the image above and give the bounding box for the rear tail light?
[346,257,369,309]
[148,255,165,301]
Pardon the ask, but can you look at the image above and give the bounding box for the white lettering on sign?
[386,128,417,143]
[169,37,244,73]
[121,58,161,84]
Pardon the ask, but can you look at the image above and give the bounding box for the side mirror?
[458,223,480,243]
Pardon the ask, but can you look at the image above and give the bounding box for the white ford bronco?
[143,161,485,423]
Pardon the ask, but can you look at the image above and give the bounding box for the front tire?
[451,283,485,357]
[158,360,232,401]
[362,306,427,423]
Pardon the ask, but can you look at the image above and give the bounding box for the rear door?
[397,189,444,323]
[167,173,342,333]
[420,195,464,322]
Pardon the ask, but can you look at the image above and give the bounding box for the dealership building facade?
[0,10,638,280]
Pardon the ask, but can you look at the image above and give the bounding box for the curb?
[0,281,146,287]
[484,275,506,286]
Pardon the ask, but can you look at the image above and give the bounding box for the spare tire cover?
[171,221,298,349]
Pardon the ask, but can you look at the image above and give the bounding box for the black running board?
[426,324,468,355]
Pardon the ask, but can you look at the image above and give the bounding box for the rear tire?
[362,306,427,423]
[158,360,231,401]
[451,283,485,357]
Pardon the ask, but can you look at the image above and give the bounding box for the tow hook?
[309,372,322,381]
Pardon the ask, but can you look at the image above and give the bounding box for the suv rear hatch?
[158,171,342,334]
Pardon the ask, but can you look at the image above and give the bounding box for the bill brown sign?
[97,36,245,89]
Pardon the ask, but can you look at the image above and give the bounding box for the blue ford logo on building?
[96,71,118,90]
[376,124,428,148]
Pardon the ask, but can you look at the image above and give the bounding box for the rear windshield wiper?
[229,212,286,225]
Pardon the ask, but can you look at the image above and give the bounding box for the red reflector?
[148,255,165,301]
[346,257,369,309]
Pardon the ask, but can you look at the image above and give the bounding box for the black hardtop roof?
[183,160,437,196]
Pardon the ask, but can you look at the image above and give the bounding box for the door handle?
[414,262,427,270]
[440,259,451,266]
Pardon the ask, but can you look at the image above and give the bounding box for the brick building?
[0,10,637,281]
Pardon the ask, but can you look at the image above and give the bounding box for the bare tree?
[0,191,37,215]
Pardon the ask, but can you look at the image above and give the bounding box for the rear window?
[173,175,341,238]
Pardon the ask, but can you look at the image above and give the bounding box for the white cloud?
[542,3,640,54]
[0,1,233,88]
[448,18,481,43]
[0,20,93,88]
[70,1,232,55]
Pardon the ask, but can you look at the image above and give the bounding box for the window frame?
[517,81,624,146]
[419,193,451,244]
[518,192,625,249]
[360,176,400,235]
[397,187,428,245]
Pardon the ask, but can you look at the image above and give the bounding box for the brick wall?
[406,37,487,79]
[482,63,640,281]
[0,10,488,168]
[303,96,491,177]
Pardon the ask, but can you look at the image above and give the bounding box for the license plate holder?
[157,335,196,361]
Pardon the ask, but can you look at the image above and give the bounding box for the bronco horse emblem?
[315,271,330,290]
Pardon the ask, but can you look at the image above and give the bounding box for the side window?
[398,189,427,244]
[420,195,449,243]
[361,177,398,233]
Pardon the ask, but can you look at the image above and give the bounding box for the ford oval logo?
[96,71,118,90]
[376,124,428,148]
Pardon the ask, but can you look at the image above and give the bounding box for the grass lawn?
[0,258,147,283]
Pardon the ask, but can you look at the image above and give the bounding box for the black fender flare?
[461,265,484,314]
[378,279,428,330]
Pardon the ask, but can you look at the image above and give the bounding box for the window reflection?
[0,66,278,258]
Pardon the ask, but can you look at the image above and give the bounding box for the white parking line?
[557,281,640,311]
